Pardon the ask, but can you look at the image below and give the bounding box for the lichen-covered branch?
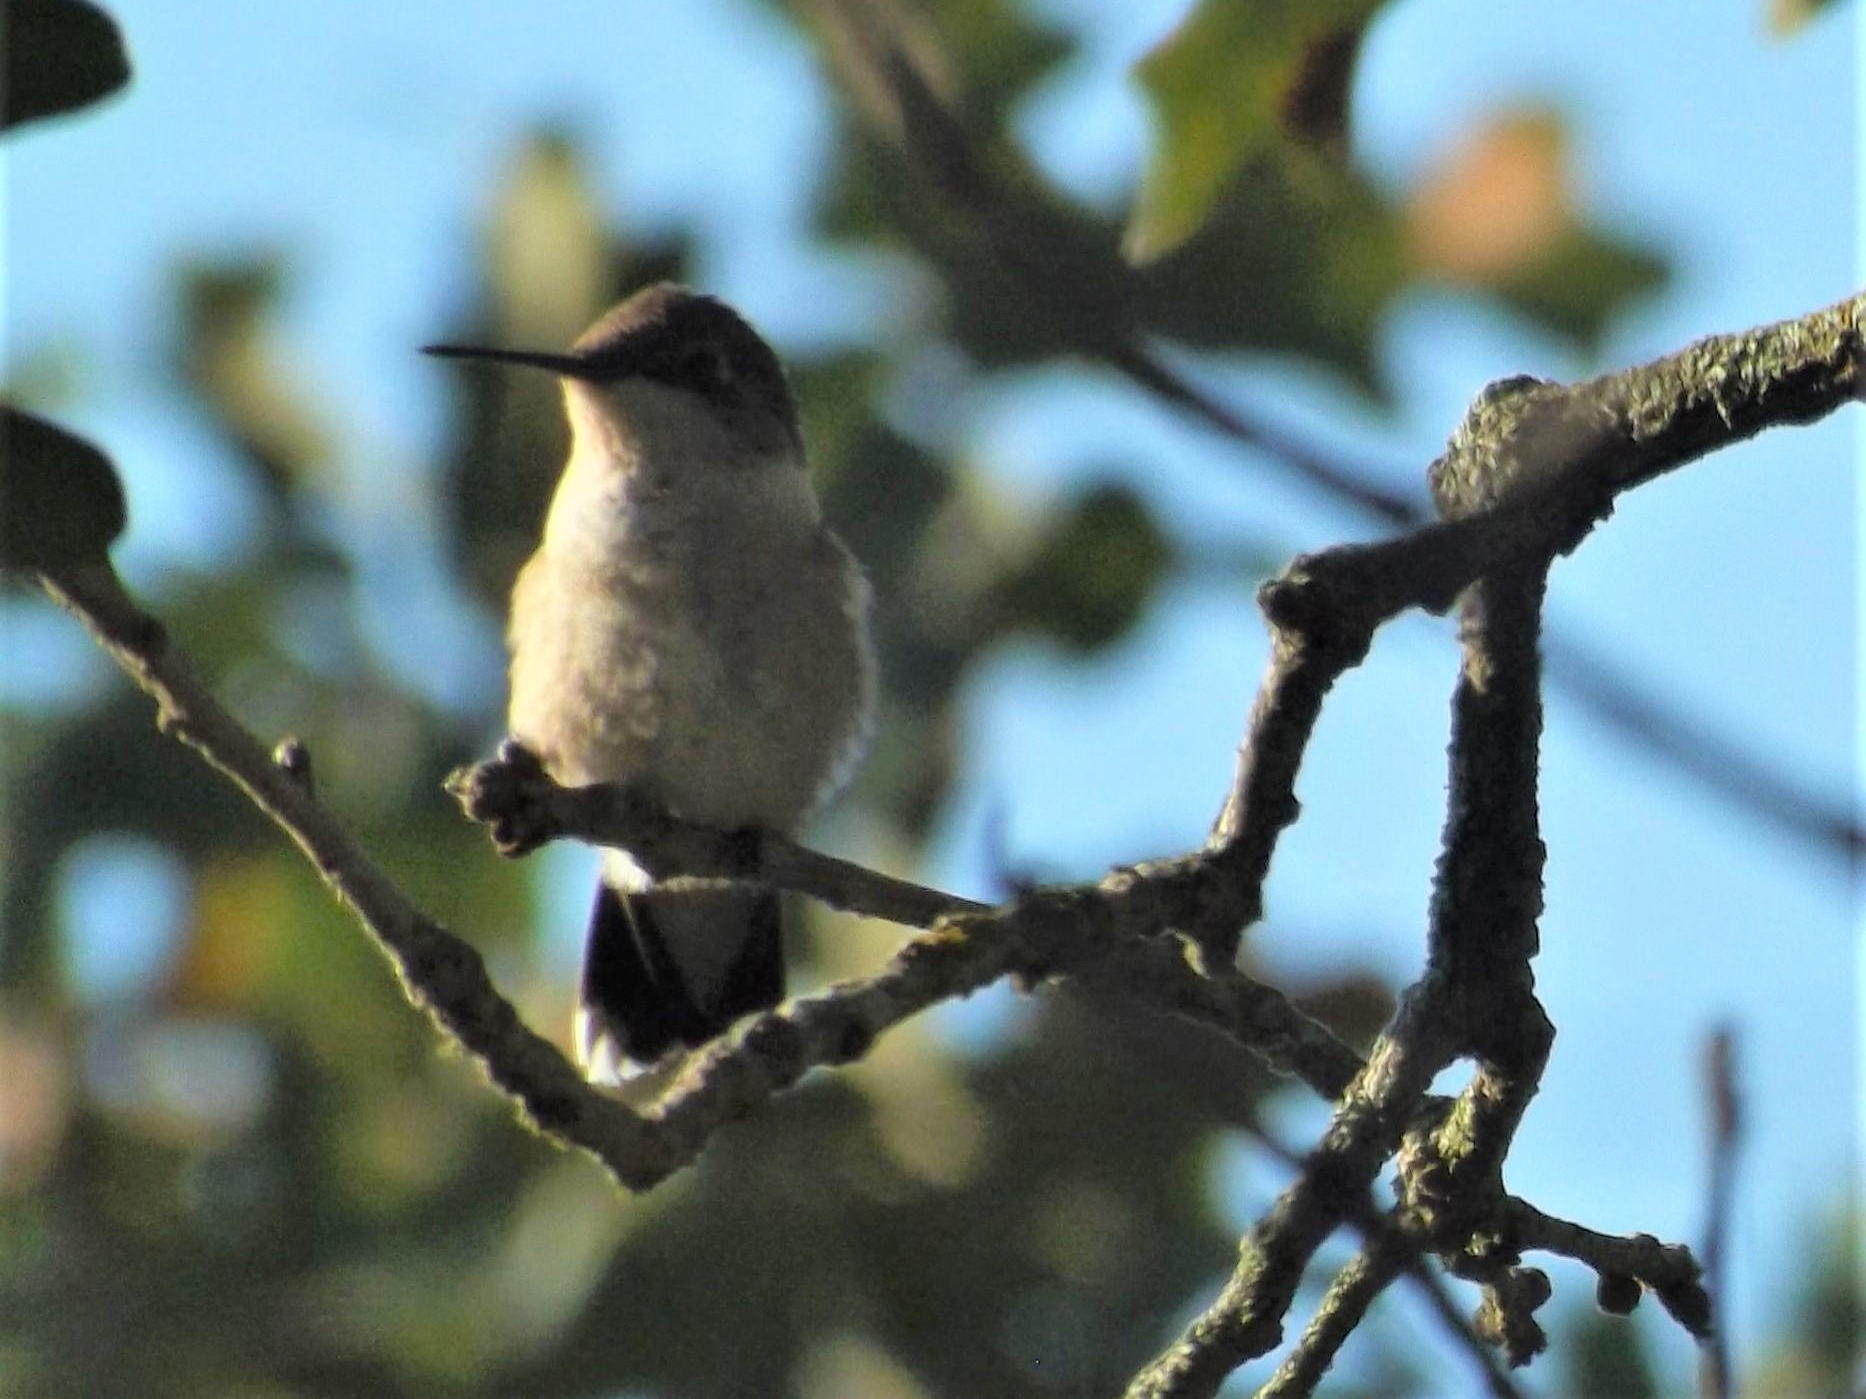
[40,554,1373,1195]
[1124,990,1457,1399]
[38,560,679,1190]
[1254,1247,1408,1399]
[450,738,1374,1103]
[1505,1198,1711,1336]
[1120,290,1859,1397]
[447,739,985,929]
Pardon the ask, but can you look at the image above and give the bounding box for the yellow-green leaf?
[1768,0,1844,35]
[1126,0,1382,262]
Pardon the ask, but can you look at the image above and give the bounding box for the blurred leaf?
[802,0,1151,371]
[0,406,126,569]
[1143,150,1407,390]
[499,994,1242,1399]
[1126,0,1383,262]
[994,483,1172,653]
[0,1013,72,1192]
[821,9,1660,396]
[168,852,286,1012]
[1407,110,1570,281]
[1767,0,1845,32]
[794,350,975,835]
[178,258,334,495]
[1490,224,1666,349]
[1,686,256,991]
[1,339,85,408]
[433,126,690,610]
[1560,1309,1659,1398]
[1744,1203,1863,1395]
[1,0,129,131]
[483,129,609,356]
[1407,110,1665,350]
[1280,22,1367,155]
[804,354,957,668]
[923,0,1072,125]
[792,0,1070,144]
[176,848,434,1089]
[367,807,532,954]
[810,5,1410,386]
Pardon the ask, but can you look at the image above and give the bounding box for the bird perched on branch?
[427,283,875,1083]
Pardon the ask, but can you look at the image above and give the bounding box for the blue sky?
[6,0,1859,1392]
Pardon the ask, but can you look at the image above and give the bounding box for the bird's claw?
[446,739,560,857]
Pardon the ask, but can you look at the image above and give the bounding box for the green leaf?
[177,257,332,495]
[1126,0,1383,262]
[995,483,1173,653]
[1768,0,1845,34]
[1141,149,1408,392]
[2,0,130,131]
[919,0,1073,128]
[1490,224,1667,352]
[0,405,126,570]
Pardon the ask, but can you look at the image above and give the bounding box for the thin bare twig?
[1254,1246,1409,1399]
[1235,1126,1529,1399]
[1700,1024,1742,1398]
[1504,1198,1711,1337]
[446,739,984,928]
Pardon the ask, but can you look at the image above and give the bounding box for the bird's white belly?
[507,531,865,835]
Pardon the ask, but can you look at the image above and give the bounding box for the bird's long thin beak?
[420,343,601,379]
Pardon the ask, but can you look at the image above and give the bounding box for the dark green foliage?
[995,483,1172,653]
[1561,1310,1660,1398]
[0,407,125,570]
[2,0,128,131]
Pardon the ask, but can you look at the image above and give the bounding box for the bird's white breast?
[506,381,873,834]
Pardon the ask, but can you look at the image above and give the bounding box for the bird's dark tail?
[574,878,784,1082]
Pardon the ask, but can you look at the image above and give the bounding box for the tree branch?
[36,281,1856,1392]
[1117,290,1859,1393]
[446,739,984,928]
[40,555,1377,1196]
[1505,1198,1711,1337]
[37,560,681,1190]
[791,0,1865,859]
[448,740,1374,1101]
[1235,1125,1531,1399]
[1254,1246,1409,1399]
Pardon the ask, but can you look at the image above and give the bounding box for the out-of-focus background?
[2,0,1858,1395]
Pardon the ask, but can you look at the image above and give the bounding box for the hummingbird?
[426,284,876,1083]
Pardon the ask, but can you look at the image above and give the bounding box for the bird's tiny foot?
[445,739,561,856]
